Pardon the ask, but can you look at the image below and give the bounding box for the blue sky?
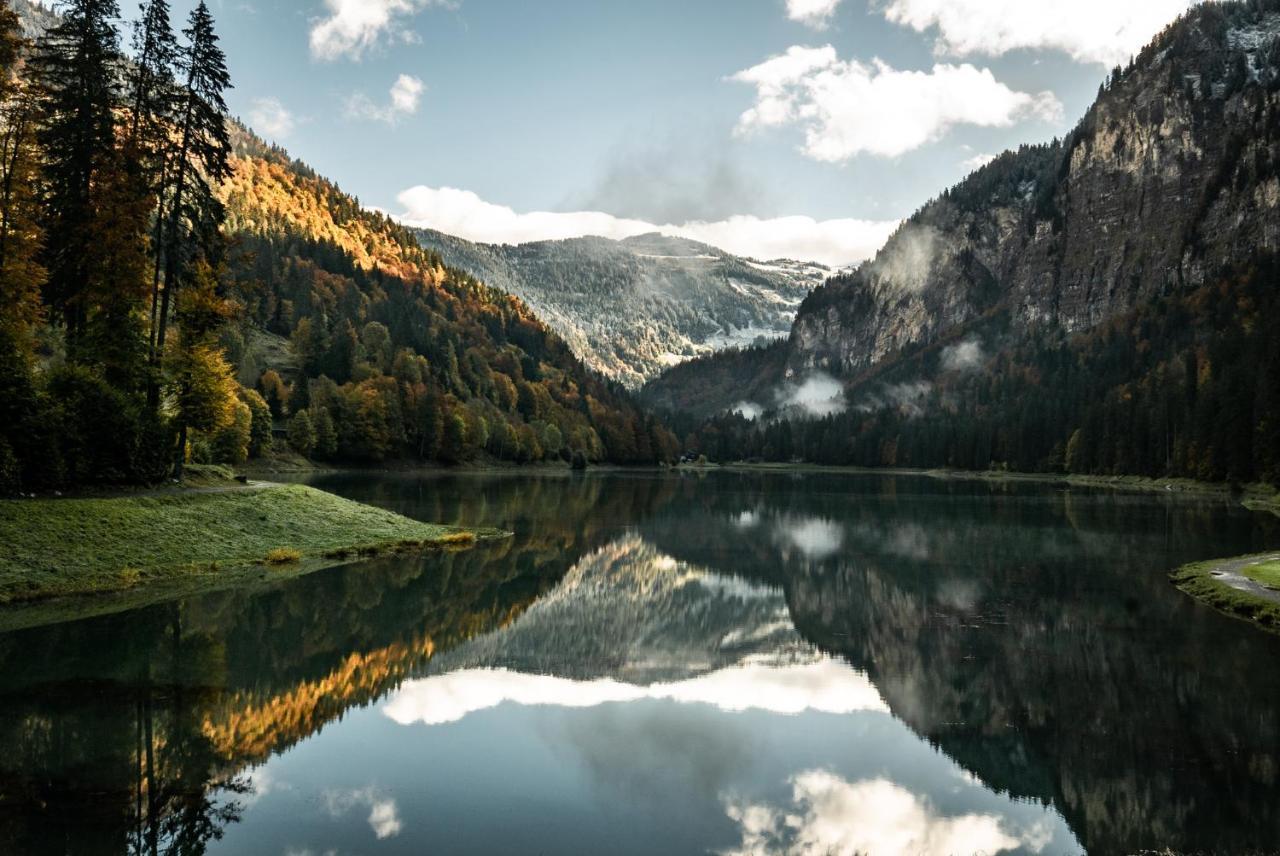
[161,0,1195,264]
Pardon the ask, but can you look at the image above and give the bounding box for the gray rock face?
[779,6,1280,380]
[415,228,829,387]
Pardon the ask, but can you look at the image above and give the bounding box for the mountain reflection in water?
[0,470,1277,855]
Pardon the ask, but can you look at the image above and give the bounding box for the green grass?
[0,484,493,604]
[1171,555,1280,634]
[1242,560,1280,590]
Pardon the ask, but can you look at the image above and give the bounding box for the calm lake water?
[2,470,1280,855]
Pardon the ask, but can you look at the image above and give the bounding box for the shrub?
[264,547,302,565]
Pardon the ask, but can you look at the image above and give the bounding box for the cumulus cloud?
[310,0,454,61]
[395,185,897,267]
[248,97,295,139]
[382,661,887,726]
[730,46,1062,161]
[346,74,425,124]
[786,0,844,29]
[722,772,1051,856]
[880,0,1194,66]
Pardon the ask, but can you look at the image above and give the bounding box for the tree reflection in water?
[0,471,1277,854]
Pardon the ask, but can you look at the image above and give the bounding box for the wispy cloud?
[731,46,1062,161]
[881,0,1194,66]
[248,96,295,139]
[346,74,425,124]
[395,185,897,267]
[310,0,455,61]
[321,787,403,840]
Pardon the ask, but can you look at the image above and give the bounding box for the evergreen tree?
[30,0,125,340]
[0,5,44,342]
[127,0,180,360]
[152,1,231,400]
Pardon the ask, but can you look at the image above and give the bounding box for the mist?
[867,223,941,293]
[565,133,771,226]
[941,337,985,373]
[778,373,847,418]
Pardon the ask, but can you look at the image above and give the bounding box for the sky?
[151,0,1198,265]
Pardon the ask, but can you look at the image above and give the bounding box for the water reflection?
[0,470,1277,854]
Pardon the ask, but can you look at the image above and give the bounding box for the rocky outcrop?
[659,3,1280,399]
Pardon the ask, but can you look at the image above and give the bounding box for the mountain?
[218,127,679,466]
[414,227,830,388]
[645,0,1280,485]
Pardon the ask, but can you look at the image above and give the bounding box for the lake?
[2,470,1279,855]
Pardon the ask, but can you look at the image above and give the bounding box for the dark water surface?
[3,470,1280,855]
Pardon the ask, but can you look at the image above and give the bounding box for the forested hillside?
[647,0,1280,486]
[415,228,827,387]
[0,0,673,494]
[217,129,676,468]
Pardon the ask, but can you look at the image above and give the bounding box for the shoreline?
[0,483,503,632]
[1171,553,1280,634]
[682,462,1280,515]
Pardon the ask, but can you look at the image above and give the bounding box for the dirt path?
[1207,554,1280,605]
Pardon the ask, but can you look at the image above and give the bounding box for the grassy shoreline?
[1171,553,1280,633]
[0,483,500,619]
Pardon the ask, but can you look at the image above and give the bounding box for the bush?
[264,547,302,565]
[43,364,173,485]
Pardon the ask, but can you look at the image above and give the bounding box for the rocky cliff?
[651,1,1280,411]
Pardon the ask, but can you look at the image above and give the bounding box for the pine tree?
[151,1,231,401]
[30,0,125,340]
[0,5,45,342]
[127,0,180,361]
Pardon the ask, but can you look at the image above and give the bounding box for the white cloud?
[731,46,1063,161]
[722,772,1052,856]
[390,74,425,113]
[346,74,425,124]
[248,97,295,139]
[382,661,888,727]
[310,0,454,61]
[961,152,997,171]
[321,787,403,840]
[395,185,897,267]
[786,0,844,29]
[881,0,1194,66]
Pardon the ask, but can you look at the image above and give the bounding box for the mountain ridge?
[643,0,1280,485]
[414,225,831,388]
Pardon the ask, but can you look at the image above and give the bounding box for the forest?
[676,255,1280,486]
[0,0,673,494]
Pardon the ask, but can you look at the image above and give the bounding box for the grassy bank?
[0,483,497,607]
[1171,554,1280,633]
